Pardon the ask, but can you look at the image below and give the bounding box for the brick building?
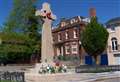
[52,16,89,61]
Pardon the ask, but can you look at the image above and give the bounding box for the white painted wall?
[107,26,120,65]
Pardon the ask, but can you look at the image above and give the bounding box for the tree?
[4,0,39,32]
[81,17,109,65]
[6,1,41,44]
[3,0,41,42]
[1,0,42,63]
[0,32,33,64]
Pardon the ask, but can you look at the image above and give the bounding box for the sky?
[0,0,120,27]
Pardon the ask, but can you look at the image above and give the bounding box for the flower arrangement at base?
[39,62,67,74]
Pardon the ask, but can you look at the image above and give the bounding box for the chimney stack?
[89,8,96,17]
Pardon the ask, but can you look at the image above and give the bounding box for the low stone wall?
[75,65,120,73]
[0,71,25,82]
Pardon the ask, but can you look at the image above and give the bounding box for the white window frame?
[71,43,78,54]
[61,22,66,27]
[73,29,77,38]
[111,37,118,51]
[65,45,70,54]
[65,31,69,39]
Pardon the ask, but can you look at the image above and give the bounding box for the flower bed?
[38,63,67,74]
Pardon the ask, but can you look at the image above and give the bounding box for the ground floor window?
[65,45,70,54]
[114,54,120,65]
[71,43,78,54]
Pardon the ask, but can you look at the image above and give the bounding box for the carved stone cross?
[35,2,56,63]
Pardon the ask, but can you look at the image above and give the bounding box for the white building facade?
[106,17,120,65]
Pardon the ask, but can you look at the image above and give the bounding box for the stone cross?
[35,2,56,63]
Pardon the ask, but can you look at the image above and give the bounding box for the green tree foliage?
[0,32,34,64]
[81,17,109,65]
[3,0,41,41]
[4,0,38,32]
[0,0,42,64]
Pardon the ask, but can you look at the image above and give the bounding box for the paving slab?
[25,72,120,82]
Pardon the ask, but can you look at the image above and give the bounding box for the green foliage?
[0,80,17,82]
[58,66,63,72]
[0,0,42,64]
[58,55,65,60]
[81,17,109,64]
[57,55,79,61]
[0,44,32,53]
[0,33,34,64]
[0,32,32,42]
[3,0,41,42]
[50,67,55,73]
[4,0,38,32]
[0,54,8,64]
[0,32,34,53]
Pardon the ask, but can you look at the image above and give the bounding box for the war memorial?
[0,1,120,82]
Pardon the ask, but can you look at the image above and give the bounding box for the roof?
[106,17,120,28]
[52,16,88,32]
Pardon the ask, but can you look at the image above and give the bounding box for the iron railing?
[0,71,25,82]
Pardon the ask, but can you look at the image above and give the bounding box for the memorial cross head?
[35,2,56,21]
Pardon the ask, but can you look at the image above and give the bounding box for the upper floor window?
[61,22,66,27]
[58,33,62,42]
[73,29,77,38]
[70,19,76,24]
[65,31,69,39]
[111,37,118,51]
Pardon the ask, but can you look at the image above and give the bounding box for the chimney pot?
[89,8,96,17]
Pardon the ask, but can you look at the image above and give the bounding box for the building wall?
[52,16,87,64]
[53,26,82,56]
[107,26,120,65]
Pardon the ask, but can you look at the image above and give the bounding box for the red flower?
[55,62,60,66]
[46,12,52,20]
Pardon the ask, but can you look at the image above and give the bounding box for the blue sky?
[0,0,120,27]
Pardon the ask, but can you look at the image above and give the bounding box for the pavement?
[95,78,120,82]
[0,65,33,72]
[0,66,120,82]
[25,71,120,82]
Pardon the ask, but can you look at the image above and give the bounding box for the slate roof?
[106,17,120,28]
